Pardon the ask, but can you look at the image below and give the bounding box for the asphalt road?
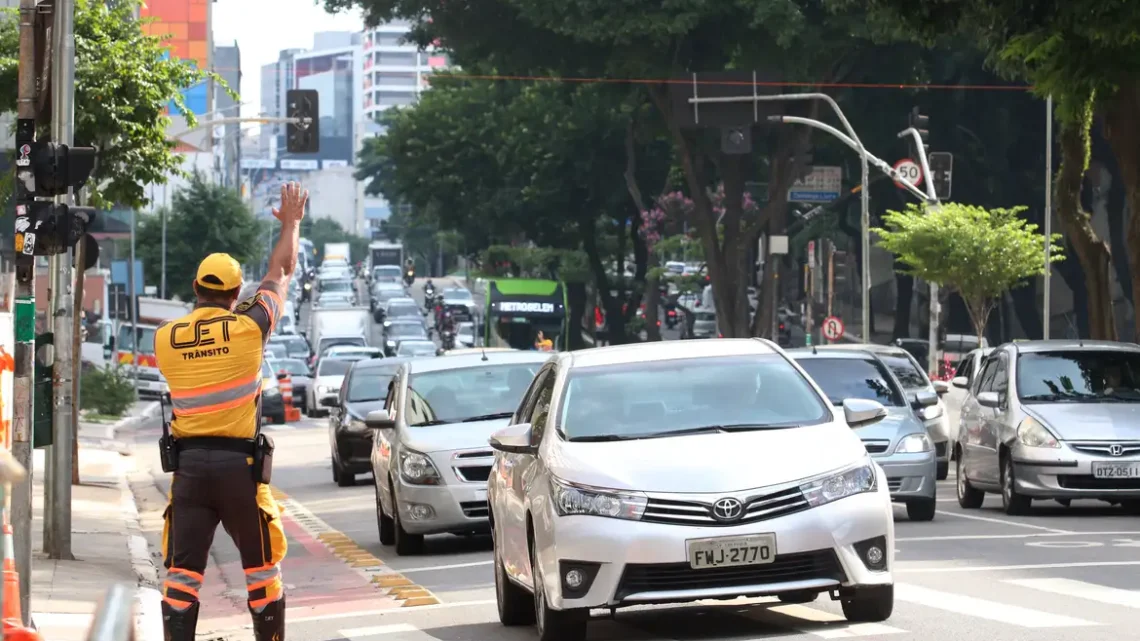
[126,412,1140,641]
[126,287,1140,641]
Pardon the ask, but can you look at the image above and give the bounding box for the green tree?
[874,203,1064,343]
[0,0,227,209]
[135,175,265,301]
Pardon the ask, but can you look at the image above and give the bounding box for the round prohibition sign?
[822,316,845,341]
[893,159,923,189]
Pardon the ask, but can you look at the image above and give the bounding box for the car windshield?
[348,371,395,403]
[388,323,425,337]
[444,290,472,301]
[878,353,930,391]
[1017,350,1140,402]
[795,357,905,407]
[265,344,287,358]
[398,342,437,356]
[275,359,309,376]
[387,303,419,317]
[117,325,156,353]
[322,279,353,292]
[374,266,401,278]
[558,355,830,441]
[694,312,716,322]
[405,363,540,425]
[318,338,364,354]
[318,359,353,376]
[272,337,309,357]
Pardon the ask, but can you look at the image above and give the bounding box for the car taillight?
[779,323,785,330]
[667,310,676,316]
[718,333,724,338]
[656,320,661,326]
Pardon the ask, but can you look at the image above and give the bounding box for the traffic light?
[928,152,953,200]
[907,107,929,161]
[286,89,320,153]
[15,141,99,265]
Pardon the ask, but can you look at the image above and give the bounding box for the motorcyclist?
[439,309,457,348]
[423,278,435,296]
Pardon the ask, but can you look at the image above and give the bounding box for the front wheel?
[906,497,936,522]
[392,491,425,555]
[531,540,587,641]
[936,460,949,481]
[1001,457,1032,515]
[956,453,985,509]
[375,480,395,545]
[495,539,534,625]
[841,585,894,622]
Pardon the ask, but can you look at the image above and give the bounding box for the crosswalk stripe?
[895,583,1100,628]
[1006,577,1140,609]
[758,603,906,638]
[339,624,417,638]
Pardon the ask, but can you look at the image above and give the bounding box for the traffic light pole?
[44,0,76,561]
[898,127,943,377]
[13,0,39,622]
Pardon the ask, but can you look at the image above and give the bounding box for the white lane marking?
[339,624,418,637]
[898,560,1140,574]
[934,509,1072,533]
[1007,578,1140,609]
[398,560,493,573]
[895,583,1098,627]
[898,530,1140,542]
[760,604,906,638]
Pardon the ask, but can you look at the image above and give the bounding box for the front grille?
[460,500,488,518]
[455,465,492,482]
[1069,441,1140,457]
[614,549,844,601]
[1058,475,1140,490]
[887,477,903,492]
[862,440,890,454]
[455,450,494,459]
[642,486,809,527]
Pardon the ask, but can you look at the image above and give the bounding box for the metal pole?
[1043,95,1053,339]
[128,210,138,393]
[13,0,39,622]
[70,189,85,487]
[160,193,166,299]
[46,0,76,561]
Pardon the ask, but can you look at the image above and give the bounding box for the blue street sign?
[789,191,840,202]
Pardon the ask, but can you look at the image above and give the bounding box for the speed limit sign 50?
[893,159,923,189]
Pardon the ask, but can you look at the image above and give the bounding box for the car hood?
[289,375,312,385]
[404,418,512,453]
[549,421,868,493]
[852,406,925,443]
[1027,403,1140,440]
[314,375,345,389]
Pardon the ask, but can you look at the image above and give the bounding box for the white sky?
[212,0,365,118]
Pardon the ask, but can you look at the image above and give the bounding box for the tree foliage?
[874,203,1064,342]
[134,175,265,302]
[0,0,226,209]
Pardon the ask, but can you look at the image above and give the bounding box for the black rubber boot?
[250,595,286,641]
[162,601,200,641]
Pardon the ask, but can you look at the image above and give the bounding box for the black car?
[272,357,313,412]
[270,334,312,360]
[324,357,410,486]
[259,361,287,424]
[382,320,429,356]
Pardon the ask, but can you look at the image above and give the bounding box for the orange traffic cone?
[1,523,40,641]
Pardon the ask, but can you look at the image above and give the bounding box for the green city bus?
[483,279,570,350]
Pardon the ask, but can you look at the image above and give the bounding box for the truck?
[111,297,192,397]
[367,240,404,283]
[323,242,351,265]
[306,306,370,364]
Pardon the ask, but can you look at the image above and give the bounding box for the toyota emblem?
[711,497,744,521]
[1110,444,1125,457]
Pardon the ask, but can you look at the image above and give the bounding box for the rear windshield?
[878,354,930,391]
[795,357,905,407]
[322,279,353,292]
[318,359,353,376]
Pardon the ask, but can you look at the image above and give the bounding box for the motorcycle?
[423,283,436,298]
[664,305,678,329]
[441,328,457,350]
[403,270,415,286]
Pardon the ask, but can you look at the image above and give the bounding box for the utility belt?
[158,393,275,484]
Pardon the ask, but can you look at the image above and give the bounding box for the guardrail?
[85,583,136,641]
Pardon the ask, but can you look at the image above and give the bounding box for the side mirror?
[842,398,888,428]
[932,380,950,395]
[911,390,939,408]
[951,376,968,389]
[365,409,395,430]
[489,423,536,454]
[976,391,1002,408]
[319,396,339,408]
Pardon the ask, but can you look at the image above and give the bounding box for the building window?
[375,72,417,87]
[373,32,406,46]
[376,51,416,66]
[376,91,415,107]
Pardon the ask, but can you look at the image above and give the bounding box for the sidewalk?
[28,401,162,641]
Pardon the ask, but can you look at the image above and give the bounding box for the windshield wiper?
[410,420,451,426]
[458,412,514,423]
[568,425,729,442]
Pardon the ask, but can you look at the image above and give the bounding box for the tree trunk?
[566,281,588,350]
[1056,106,1117,341]
[1102,83,1140,338]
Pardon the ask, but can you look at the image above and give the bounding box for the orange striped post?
[279,371,301,422]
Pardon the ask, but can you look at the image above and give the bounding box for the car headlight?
[1017,417,1060,448]
[399,449,441,485]
[896,433,933,453]
[799,460,878,507]
[549,477,647,520]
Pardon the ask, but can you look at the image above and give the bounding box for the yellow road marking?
[272,485,442,607]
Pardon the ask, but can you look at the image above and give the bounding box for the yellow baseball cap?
[195,253,243,291]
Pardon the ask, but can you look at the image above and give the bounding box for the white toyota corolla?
[487,339,895,641]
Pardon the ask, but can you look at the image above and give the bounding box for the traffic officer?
[154,181,308,641]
